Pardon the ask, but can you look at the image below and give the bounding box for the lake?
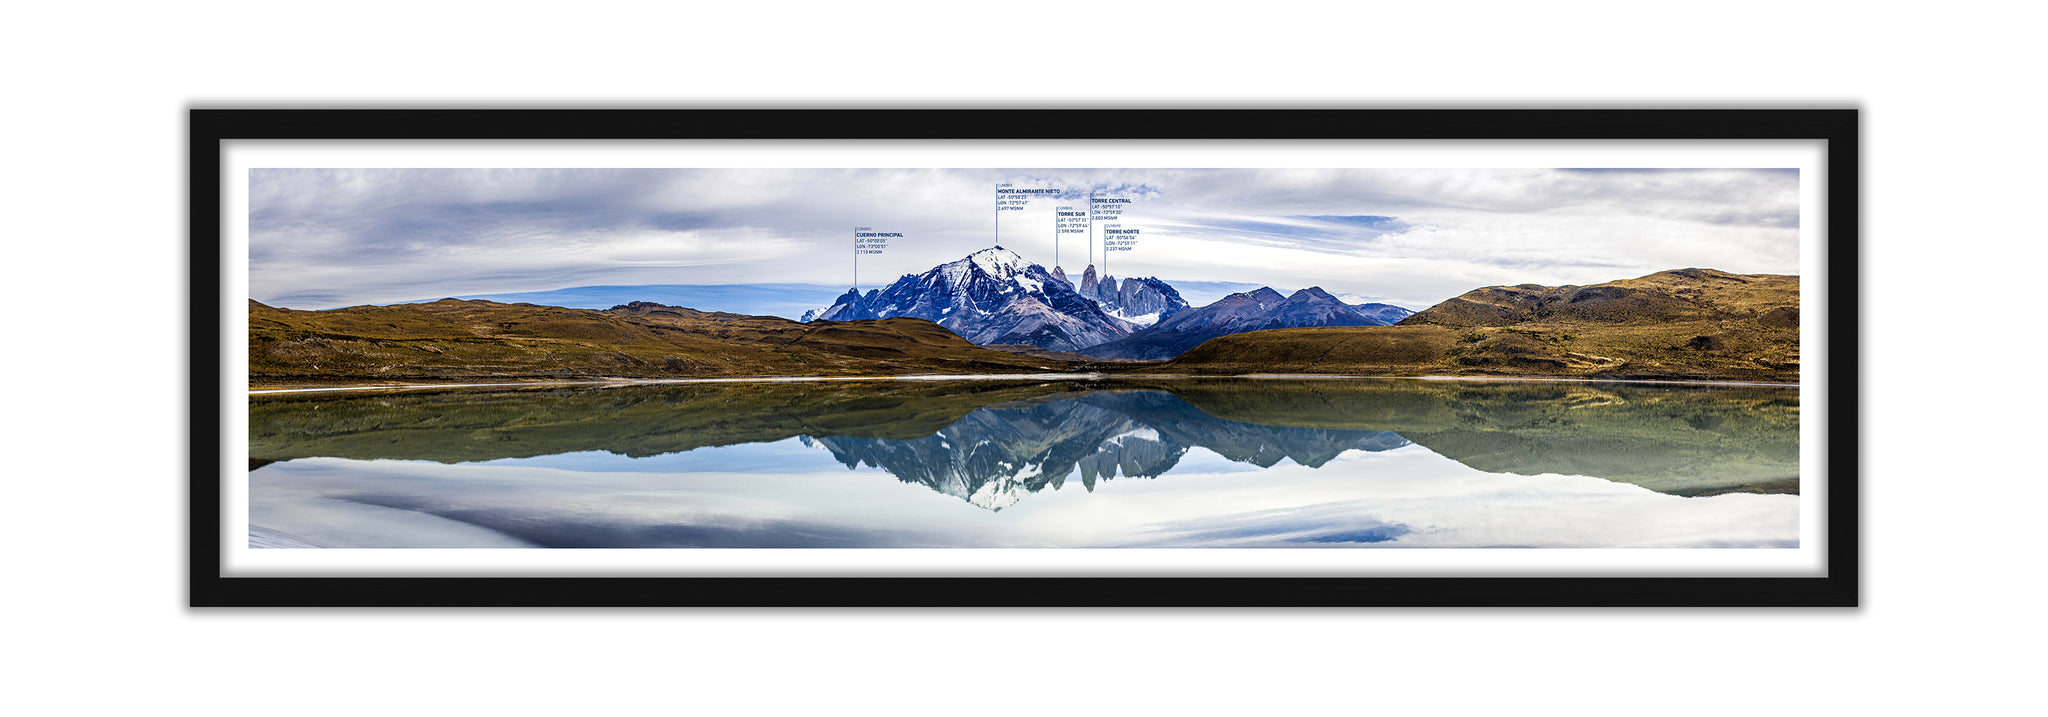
[246,377,1800,548]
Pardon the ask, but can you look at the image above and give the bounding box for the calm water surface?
[247,378,1800,548]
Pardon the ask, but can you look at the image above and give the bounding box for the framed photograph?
[193,109,1857,607]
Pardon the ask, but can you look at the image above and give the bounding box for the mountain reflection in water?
[247,378,1801,548]
[807,390,1410,510]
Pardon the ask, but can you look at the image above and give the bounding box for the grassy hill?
[248,268,1800,386]
[249,299,1076,387]
[1123,269,1800,382]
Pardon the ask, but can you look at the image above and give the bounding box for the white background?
[4,2,2036,715]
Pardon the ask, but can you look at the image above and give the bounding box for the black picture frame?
[192,108,1859,607]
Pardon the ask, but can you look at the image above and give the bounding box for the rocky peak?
[1070,265,1189,328]
[1294,286,1340,302]
[797,248,1139,352]
[1242,287,1287,307]
[800,287,872,322]
[963,246,1031,279]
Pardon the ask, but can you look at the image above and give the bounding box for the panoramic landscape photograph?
[242,165,1806,552]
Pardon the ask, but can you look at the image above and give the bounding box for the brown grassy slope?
[249,299,1076,386]
[1127,269,1800,382]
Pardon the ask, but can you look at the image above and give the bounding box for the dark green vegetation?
[250,378,1797,497]
[1139,269,1800,382]
[249,299,1073,387]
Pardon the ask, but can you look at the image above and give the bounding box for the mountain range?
[801,246,1410,356]
[1079,286,1413,360]
[1073,265,1191,327]
[801,247,1139,352]
[247,261,1800,385]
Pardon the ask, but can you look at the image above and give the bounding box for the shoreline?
[248,373,1105,395]
[249,372,1795,395]
[1236,374,1800,388]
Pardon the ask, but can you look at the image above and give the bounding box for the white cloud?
[250,167,1801,311]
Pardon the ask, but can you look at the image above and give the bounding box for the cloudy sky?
[249,167,1800,315]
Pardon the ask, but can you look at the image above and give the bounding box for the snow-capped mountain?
[1075,266,1191,328]
[800,246,1140,352]
[1349,301,1416,325]
[1077,286,1409,361]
